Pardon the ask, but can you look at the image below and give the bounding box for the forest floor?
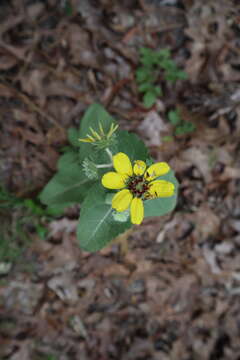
[1,1,240,359]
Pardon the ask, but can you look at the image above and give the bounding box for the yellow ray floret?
[130,197,144,225]
[112,189,133,212]
[113,152,133,176]
[145,162,170,181]
[133,160,146,176]
[149,180,175,198]
[102,172,128,189]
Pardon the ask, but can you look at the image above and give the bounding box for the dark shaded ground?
[1,0,240,359]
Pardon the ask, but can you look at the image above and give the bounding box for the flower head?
[102,152,174,225]
[79,122,118,149]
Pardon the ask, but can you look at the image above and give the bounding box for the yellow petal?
[90,127,101,140]
[107,123,119,138]
[112,189,133,212]
[102,172,127,189]
[79,138,94,143]
[113,152,133,176]
[130,197,144,225]
[149,180,174,198]
[99,122,105,136]
[133,160,146,176]
[79,135,95,143]
[145,162,170,181]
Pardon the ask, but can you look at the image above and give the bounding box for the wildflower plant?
[40,103,178,252]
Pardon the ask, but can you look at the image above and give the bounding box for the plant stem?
[96,163,112,169]
[105,148,113,162]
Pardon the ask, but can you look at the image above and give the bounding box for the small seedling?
[136,47,188,108]
[0,186,62,263]
[34,353,58,360]
[168,108,196,136]
[62,0,73,16]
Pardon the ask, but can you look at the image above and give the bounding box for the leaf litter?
[1,0,240,359]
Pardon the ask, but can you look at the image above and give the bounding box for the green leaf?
[186,122,196,132]
[157,49,171,60]
[36,224,48,239]
[23,199,45,216]
[138,82,155,93]
[164,67,187,83]
[162,135,174,142]
[116,130,149,162]
[136,67,154,83]
[64,0,73,16]
[40,162,94,206]
[0,187,22,208]
[143,91,157,108]
[57,150,79,171]
[175,122,196,135]
[77,184,131,252]
[138,84,162,97]
[79,103,117,161]
[154,86,162,96]
[144,170,179,217]
[168,109,181,125]
[45,204,67,216]
[175,70,188,80]
[68,127,80,147]
[139,47,156,66]
[165,73,177,83]
[140,47,153,57]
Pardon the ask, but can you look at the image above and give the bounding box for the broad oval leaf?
[77,184,131,252]
[68,127,80,147]
[115,130,149,162]
[40,162,94,206]
[57,150,79,171]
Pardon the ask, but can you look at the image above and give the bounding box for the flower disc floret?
[101,152,174,225]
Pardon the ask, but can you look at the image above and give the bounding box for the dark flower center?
[126,175,149,198]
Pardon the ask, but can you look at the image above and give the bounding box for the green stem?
[105,148,113,162]
[96,164,112,169]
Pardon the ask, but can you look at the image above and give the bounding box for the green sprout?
[136,47,188,108]
[167,108,196,137]
[0,185,62,263]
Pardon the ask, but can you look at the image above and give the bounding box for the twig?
[0,82,65,132]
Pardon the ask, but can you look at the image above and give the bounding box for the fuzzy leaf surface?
[77,184,131,252]
[57,150,79,171]
[115,130,149,162]
[40,162,93,206]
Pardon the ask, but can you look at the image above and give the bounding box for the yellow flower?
[102,152,174,225]
[79,122,118,144]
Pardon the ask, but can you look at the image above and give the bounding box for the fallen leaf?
[138,110,168,146]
